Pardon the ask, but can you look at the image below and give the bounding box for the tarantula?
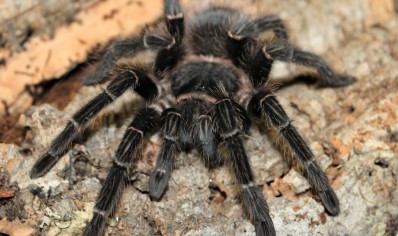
[30,0,355,235]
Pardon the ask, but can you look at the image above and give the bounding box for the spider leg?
[153,35,183,77]
[230,15,288,41]
[30,64,159,179]
[82,36,144,85]
[153,0,185,77]
[83,107,160,236]
[164,0,184,41]
[244,47,274,87]
[260,44,356,87]
[227,15,288,68]
[212,97,275,236]
[82,32,175,85]
[149,108,182,200]
[83,0,184,84]
[84,0,184,84]
[223,136,274,236]
[248,90,339,216]
[227,18,355,87]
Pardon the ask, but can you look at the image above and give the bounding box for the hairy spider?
[30,1,355,235]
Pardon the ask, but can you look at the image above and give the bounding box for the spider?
[30,0,355,235]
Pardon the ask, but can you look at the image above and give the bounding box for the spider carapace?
[30,1,355,235]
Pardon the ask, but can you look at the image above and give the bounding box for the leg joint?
[127,126,144,137]
[166,12,183,20]
[103,87,117,101]
[70,118,79,129]
[113,159,129,170]
[94,208,106,216]
[241,182,256,190]
[277,120,291,133]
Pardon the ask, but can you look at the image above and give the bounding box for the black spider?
[30,1,355,235]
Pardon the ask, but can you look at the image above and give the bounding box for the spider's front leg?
[84,107,160,236]
[212,97,275,236]
[248,90,339,216]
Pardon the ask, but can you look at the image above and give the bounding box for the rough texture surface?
[0,0,162,116]
[0,0,94,51]
[1,0,398,235]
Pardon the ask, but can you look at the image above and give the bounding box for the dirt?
[0,0,92,51]
[0,114,27,145]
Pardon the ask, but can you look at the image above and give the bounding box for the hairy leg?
[82,36,144,85]
[260,44,356,87]
[84,107,160,236]
[164,0,184,41]
[83,0,185,84]
[30,64,158,178]
[229,15,289,41]
[248,89,339,216]
[151,0,185,77]
[227,14,289,69]
[212,97,275,236]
